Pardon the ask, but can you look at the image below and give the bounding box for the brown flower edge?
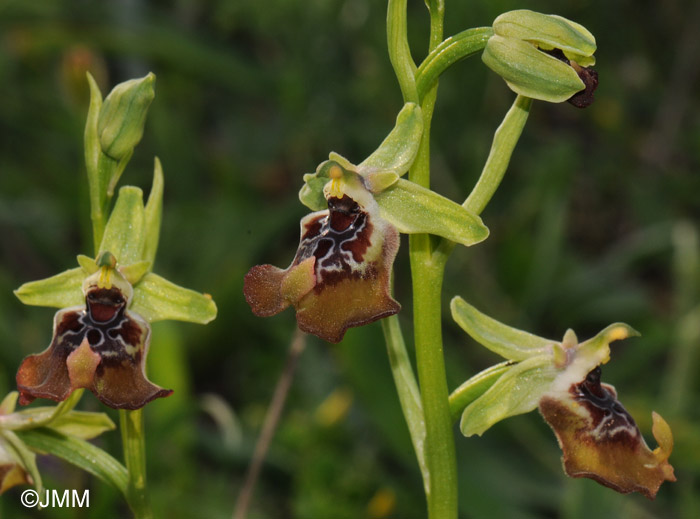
[539,366,675,499]
[17,284,171,410]
[244,193,400,343]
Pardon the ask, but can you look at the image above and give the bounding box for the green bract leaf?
[357,102,423,178]
[450,296,553,360]
[374,179,489,246]
[131,273,217,324]
[19,429,127,497]
[460,355,556,436]
[84,72,103,190]
[99,186,146,266]
[14,267,84,309]
[142,158,164,266]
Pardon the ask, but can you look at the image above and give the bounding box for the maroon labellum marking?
[294,195,374,285]
[572,366,638,441]
[16,285,171,409]
[86,288,126,323]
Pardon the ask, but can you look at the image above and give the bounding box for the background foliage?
[1,0,698,517]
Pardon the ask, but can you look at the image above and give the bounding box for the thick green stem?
[403,3,458,517]
[409,244,457,518]
[120,409,153,519]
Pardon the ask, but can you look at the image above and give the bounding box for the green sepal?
[14,267,84,309]
[448,361,512,423]
[450,296,553,360]
[98,186,146,266]
[482,34,585,103]
[0,393,17,415]
[142,157,164,266]
[460,355,556,436]
[131,273,217,324]
[493,10,596,66]
[45,411,116,440]
[374,179,489,246]
[357,102,423,178]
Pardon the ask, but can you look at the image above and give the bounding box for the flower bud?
[482,10,597,105]
[97,73,155,160]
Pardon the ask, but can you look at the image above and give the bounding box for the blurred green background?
[1,0,699,517]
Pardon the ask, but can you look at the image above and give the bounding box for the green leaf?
[448,361,512,423]
[1,430,42,494]
[374,179,489,246]
[357,102,423,179]
[131,273,217,324]
[99,186,146,266]
[14,267,84,309]
[460,355,556,436]
[19,428,127,497]
[142,157,164,266]
[450,296,553,360]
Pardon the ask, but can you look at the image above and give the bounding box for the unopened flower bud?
[97,73,155,160]
[482,10,597,105]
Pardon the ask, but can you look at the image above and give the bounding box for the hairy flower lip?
[244,190,400,343]
[540,366,675,500]
[16,280,172,410]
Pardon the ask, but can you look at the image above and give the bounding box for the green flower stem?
[381,315,428,493]
[120,409,153,519]
[463,95,532,215]
[416,27,493,101]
